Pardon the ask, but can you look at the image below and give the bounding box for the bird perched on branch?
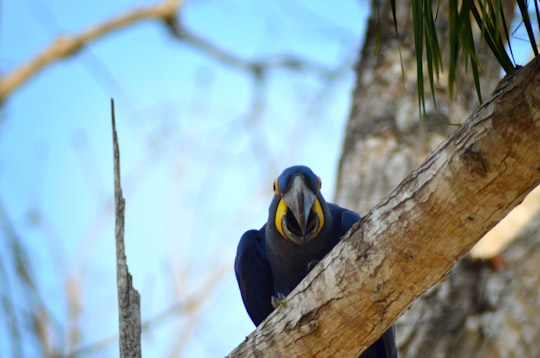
[235,165,397,357]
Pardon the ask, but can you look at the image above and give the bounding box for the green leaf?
[517,0,539,56]
[423,0,443,108]
[388,1,540,112]
[471,1,515,73]
[412,0,426,113]
[390,0,406,85]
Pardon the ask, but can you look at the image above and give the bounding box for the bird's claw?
[307,259,320,271]
[271,292,287,308]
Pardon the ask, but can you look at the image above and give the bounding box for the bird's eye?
[317,176,322,190]
[273,178,279,195]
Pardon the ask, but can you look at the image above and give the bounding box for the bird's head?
[270,166,326,246]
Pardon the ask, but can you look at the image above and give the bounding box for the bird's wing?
[360,326,398,358]
[339,207,361,233]
[326,203,361,239]
[381,325,398,358]
[234,227,275,326]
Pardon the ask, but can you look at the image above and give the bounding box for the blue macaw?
[235,165,397,357]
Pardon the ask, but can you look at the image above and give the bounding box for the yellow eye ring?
[273,178,279,195]
[317,176,322,190]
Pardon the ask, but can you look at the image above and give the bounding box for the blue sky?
[0,0,368,356]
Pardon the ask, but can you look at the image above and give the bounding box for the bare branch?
[0,0,184,101]
[164,18,335,77]
[112,99,141,357]
[0,0,344,105]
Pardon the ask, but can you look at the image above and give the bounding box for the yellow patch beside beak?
[312,198,324,237]
[275,198,287,238]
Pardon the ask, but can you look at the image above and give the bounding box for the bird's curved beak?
[276,175,324,245]
[283,175,316,234]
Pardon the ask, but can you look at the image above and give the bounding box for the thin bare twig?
[164,18,334,76]
[0,198,64,356]
[112,99,141,357]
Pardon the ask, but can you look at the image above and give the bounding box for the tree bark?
[398,215,540,357]
[112,100,142,357]
[227,56,540,357]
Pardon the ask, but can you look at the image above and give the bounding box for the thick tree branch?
[398,213,540,356]
[228,57,540,357]
[0,0,184,101]
[112,99,141,357]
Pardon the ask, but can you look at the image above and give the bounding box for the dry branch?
[0,0,183,101]
[0,0,337,104]
[227,57,540,357]
[112,99,141,357]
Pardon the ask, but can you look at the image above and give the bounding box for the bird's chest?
[266,240,330,295]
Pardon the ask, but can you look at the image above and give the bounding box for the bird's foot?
[307,259,320,271]
[271,292,287,308]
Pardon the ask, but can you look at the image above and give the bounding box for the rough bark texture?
[227,56,540,357]
[398,216,540,357]
[112,100,142,358]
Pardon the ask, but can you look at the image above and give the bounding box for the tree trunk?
[335,0,540,356]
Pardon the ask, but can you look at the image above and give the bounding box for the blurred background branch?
[0,0,185,101]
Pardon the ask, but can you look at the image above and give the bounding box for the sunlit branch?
[0,0,184,101]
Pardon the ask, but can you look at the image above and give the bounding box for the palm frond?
[424,0,443,108]
[448,0,484,100]
[398,0,540,112]
[516,0,539,56]
[471,0,515,73]
[461,1,483,102]
[412,0,427,113]
[390,0,406,85]
[411,0,445,113]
